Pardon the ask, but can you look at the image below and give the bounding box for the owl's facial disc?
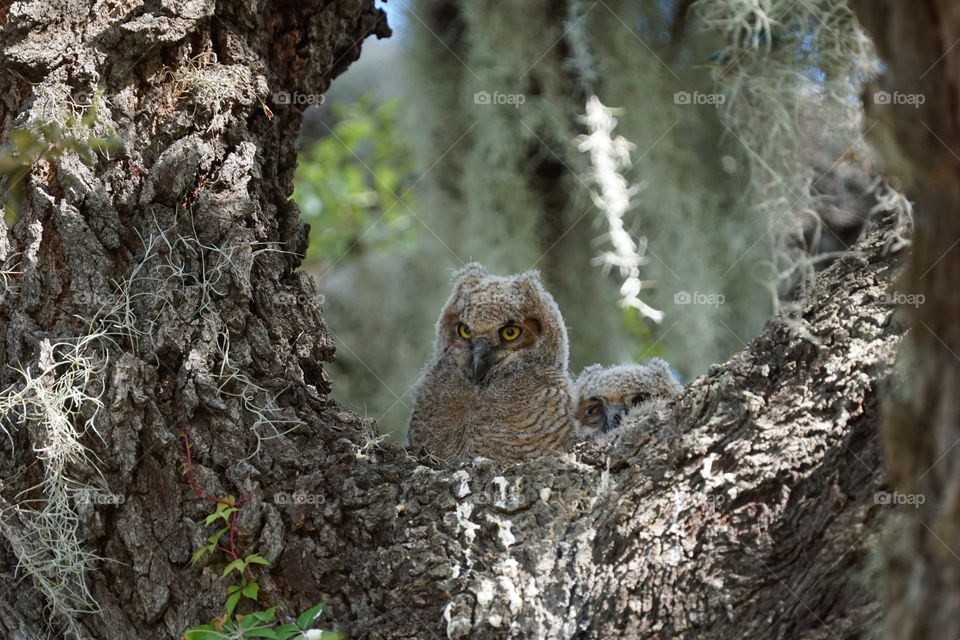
[577,394,641,433]
[603,403,627,432]
[577,398,619,432]
[450,317,541,384]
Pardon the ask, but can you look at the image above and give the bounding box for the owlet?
[407,263,575,464]
[573,359,681,439]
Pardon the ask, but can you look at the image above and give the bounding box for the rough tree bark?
[0,2,912,640]
[0,1,391,638]
[849,3,960,639]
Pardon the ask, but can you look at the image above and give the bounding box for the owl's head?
[435,263,568,384]
[573,359,681,433]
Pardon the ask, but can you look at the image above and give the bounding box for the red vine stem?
[181,432,254,580]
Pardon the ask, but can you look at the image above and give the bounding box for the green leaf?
[248,606,277,623]
[207,527,230,545]
[236,613,263,632]
[225,589,243,617]
[242,629,279,639]
[211,501,240,523]
[189,545,213,567]
[244,553,271,567]
[272,624,301,639]
[183,626,227,640]
[296,603,325,629]
[204,501,239,525]
[242,581,259,600]
[223,558,246,577]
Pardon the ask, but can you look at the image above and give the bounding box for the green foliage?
[293,96,418,263]
[183,494,339,640]
[0,95,120,224]
[183,604,342,640]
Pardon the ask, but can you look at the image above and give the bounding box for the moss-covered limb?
[690,0,887,308]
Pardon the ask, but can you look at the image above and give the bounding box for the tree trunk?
[0,2,909,640]
[0,1,390,638]
[849,2,960,638]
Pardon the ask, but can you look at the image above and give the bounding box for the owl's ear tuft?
[646,358,682,393]
[574,363,605,385]
[646,358,673,378]
[452,262,487,288]
[516,269,542,286]
[513,269,547,301]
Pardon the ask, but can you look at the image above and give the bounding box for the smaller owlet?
[573,359,681,439]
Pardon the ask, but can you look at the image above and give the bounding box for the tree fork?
[0,2,912,639]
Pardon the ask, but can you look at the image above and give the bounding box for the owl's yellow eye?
[499,325,522,341]
[457,323,472,340]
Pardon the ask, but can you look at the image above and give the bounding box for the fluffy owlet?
[573,359,681,439]
[407,263,575,464]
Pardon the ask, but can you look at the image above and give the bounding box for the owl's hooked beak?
[468,338,495,384]
[602,404,628,432]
